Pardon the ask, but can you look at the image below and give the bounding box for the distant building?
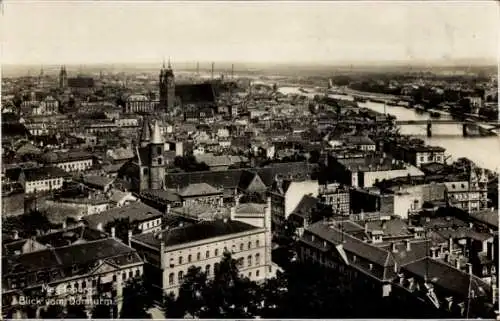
[159,60,175,112]
[59,65,68,89]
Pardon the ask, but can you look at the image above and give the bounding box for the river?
[278,86,500,171]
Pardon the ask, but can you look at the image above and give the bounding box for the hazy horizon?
[2,1,499,66]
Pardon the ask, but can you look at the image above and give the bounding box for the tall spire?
[140,118,152,146]
[151,120,164,144]
[167,57,172,69]
[162,57,166,69]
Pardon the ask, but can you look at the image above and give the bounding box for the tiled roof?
[235,203,266,215]
[83,175,115,188]
[178,183,221,197]
[402,258,491,297]
[133,219,258,249]
[84,202,162,228]
[23,166,69,182]
[3,238,139,274]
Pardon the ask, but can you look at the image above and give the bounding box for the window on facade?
[178,271,184,282]
[237,257,244,267]
[129,271,133,278]
[248,241,252,249]
[255,253,261,265]
[256,240,260,247]
[179,256,183,264]
[256,270,260,277]
[215,249,219,256]
[169,273,174,285]
[188,254,192,263]
[249,272,252,278]
[92,279,97,287]
[197,252,201,261]
[81,281,86,289]
[66,284,71,290]
[247,255,252,267]
[74,282,78,289]
[112,275,117,282]
[158,158,162,165]
[122,273,126,280]
[206,265,211,276]
[240,243,244,251]
[135,269,140,277]
[143,168,148,175]
[206,250,210,258]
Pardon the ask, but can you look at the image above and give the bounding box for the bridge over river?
[394,119,500,137]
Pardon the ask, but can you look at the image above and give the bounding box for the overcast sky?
[2,1,499,65]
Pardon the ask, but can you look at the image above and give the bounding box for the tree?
[165,252,261,319]
[40,305,64,319]
[119,276,153,319]
[170,266,209,318]
[65,304,87,318]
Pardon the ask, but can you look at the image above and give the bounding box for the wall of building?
[161,230,269,297]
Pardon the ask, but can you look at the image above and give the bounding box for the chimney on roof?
[448,237,453,254]
[111,227,116,239]
[392,242,398,253]
[467,263,472,275]
[12,230,19,240]
[405,240,411,251]
[364,222,368,233]
[166,204,171,214]
[456,258,461,270]
[127,230,132,247]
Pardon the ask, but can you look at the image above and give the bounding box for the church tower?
[148,120,166,190]
[59,66,68,89]
[139,118,151,148]
[159,58,175,113]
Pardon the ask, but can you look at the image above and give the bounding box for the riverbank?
[277,85,500,172]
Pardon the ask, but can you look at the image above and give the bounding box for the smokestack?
[111,227,116,238]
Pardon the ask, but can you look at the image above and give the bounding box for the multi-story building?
[318,183,350,215]
[176,183,224,207]
[331,155,425,188]
[268,178,319,232]
[2,227,144,319]
[131,207,275,297]
[84,201,163,234]
[298,220,496,318]
[124,94,157,114]
[40,150,94,173]
[18,166,68,194]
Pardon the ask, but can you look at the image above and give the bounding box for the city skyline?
[2,1,499,66]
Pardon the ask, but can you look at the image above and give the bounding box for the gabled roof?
[235,203,266,215]
[3,238,139,275]
[238,170,267,192]
[178,183,222,197]
[402,258,491,298]
[84,202,162,228]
